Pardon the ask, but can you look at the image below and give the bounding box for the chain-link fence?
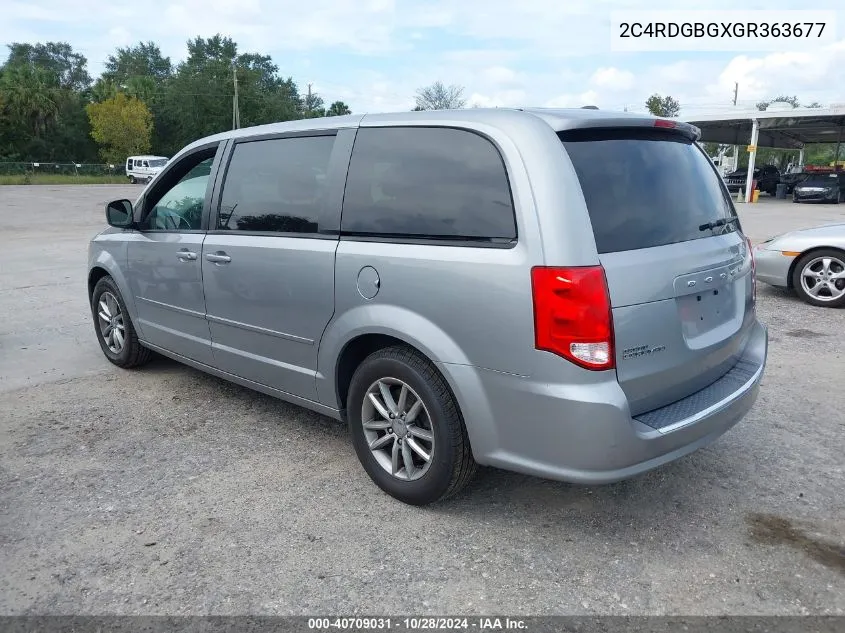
[0,162,123,176]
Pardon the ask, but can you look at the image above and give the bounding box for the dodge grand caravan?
[88,108,768,505]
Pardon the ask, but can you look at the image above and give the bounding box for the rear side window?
[341,127,516,243]
[560,129,737,254]
[217,135,335,234]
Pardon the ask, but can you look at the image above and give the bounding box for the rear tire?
[91,276,153,367]
[347,346,476,505]
[129,176,136,184]
[791,249,845,308]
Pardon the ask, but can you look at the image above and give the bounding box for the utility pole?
[306,82,313,115]
[733,82,738,106]
[232,61,240,130]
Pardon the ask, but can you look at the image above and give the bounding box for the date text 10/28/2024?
[308,617,528,631]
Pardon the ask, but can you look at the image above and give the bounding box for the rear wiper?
[699,217,739,232]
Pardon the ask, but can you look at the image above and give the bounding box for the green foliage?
[103,42,172,84]
[755,95,822,111]
[645,94,680,117]
[86,93,154,163]
[0,35,348,162]
[6,42,91,91]
[326,101,352,116]
[0,42,98,162]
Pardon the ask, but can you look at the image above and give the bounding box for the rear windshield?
[560,129,738,254]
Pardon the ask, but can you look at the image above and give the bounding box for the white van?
[125,155,169,183]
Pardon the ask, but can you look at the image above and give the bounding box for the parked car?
[780,169,809,194]
[125,155,168,184]
[723,164,780,195]
[88,108,768,505]
[754,223,845,307]
[792,172,844,204]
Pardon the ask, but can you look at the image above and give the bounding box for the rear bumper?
[444,320,767,484]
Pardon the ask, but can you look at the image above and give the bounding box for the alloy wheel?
[800,256,845,302]
[97,291,126,353]
[361,377,435,481]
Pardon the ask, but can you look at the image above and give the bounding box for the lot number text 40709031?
[307,617,528,631]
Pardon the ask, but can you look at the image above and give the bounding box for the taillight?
[531,266,615,370]
[747,237,756,302]
[654,119,677,129]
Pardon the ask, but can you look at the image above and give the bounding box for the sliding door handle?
[205,252,231,264]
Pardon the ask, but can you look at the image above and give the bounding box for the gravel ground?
[0,186,843,615]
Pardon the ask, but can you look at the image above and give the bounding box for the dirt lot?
[0,186,843,615]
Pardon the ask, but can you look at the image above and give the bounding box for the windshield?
[148,159,168,168]
[800,173,838,183]
[560,129,738,254]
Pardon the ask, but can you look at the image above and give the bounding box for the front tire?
[129,176,136,184]
[91,276,152,367]
[791,249,845,308]
[347,346,476,505]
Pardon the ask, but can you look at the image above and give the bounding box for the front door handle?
[177,250,197,261]
[205,252,231,264]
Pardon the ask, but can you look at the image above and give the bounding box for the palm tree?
[326,101,351,116]
[91,77,118,103]
[0,64,59,137]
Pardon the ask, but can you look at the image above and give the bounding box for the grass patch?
[0,174,132,185]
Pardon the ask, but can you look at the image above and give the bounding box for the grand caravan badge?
[622,344,667,360]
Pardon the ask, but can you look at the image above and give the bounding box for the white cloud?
[589,67,635,91]
[545,90,600,108]
[467,90,527,108]
[480,66,518,85]
[654,61,698,85]
[705,41,845,106]
[2,0,843,116]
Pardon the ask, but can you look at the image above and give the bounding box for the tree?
[414,81,466,110]
[326,101,351,116]
[0,36,352,162]
[86,93,153,163]
[103,42,172,85]
[301,87,325,118]
[0,64,59,137]
[157,35,302,154]
[5,42,91,92]
[0,42,97,161]
[645,94,680,117]
[756,95,822,110]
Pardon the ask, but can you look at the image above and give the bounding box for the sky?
[3,0,845,115]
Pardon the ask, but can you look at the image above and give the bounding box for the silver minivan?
[88,108,768,505]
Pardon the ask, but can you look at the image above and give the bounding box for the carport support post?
[798,148,804,170]
[744,118,759,203]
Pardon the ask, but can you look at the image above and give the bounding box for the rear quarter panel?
[317,115,593,408]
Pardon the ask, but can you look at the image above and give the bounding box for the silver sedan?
[754,222,845,308]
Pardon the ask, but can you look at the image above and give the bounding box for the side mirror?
[105,199,134,228]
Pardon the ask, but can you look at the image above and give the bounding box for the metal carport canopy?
[681,106,845,202]
[681,106,845,149]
